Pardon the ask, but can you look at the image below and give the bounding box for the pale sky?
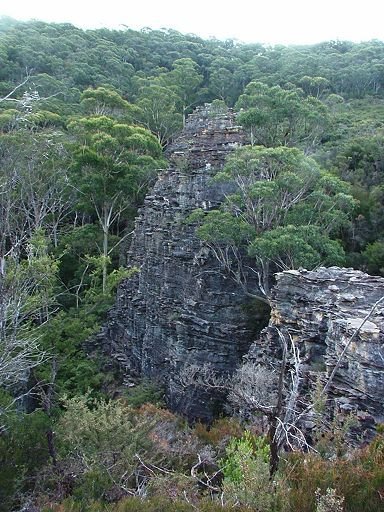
[0,0,383,45]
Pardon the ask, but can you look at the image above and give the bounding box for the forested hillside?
[0,18,383,511]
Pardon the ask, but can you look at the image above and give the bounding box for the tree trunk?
[102,223,108,294]
[268,415,280,477]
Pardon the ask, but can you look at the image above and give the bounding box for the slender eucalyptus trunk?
[269,333,287,477]
[268,414,280,477]
[102,205,109,294]
[43,358,58,467]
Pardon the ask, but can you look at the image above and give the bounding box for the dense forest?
[0,17,383,511]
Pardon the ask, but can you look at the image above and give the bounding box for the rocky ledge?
[248,266,384,439]
[99,105,384,436]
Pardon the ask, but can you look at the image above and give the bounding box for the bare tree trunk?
[268,332,288,476]
[102,210,109,295]
[39,358,58,466]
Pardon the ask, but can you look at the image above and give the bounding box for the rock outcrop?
[100,105,384,434]
[248,267,384,439]
[100,105,267,421]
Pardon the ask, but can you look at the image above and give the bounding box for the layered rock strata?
[100,105,265,421]
[101,105,384,434]
[248,267,384,438]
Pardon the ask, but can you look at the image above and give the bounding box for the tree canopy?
[192,146,356,298]
[1,18,384,510]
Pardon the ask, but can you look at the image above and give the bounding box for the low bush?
[123,380,165,408]
[194,417,243,450]
[285,436,384,512]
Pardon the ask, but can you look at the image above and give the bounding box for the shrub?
[44,496,256,512]
[220,431,275,510]
[124,380,165,408]
[284,442,384,512]
[315,488,345,512]
[147,473,200,503]
[193,417,243,450]
[0,396,51,512]
[49,395,156,502]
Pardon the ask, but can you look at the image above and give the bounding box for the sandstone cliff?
[100,105,384,434]
[247,267,384,439]
[101,105,266,421]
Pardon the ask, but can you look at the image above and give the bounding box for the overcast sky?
[1,0,383,45]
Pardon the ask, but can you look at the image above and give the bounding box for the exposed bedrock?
[248,267,384,438]
[100,105,266,421]
[100,105,384,432]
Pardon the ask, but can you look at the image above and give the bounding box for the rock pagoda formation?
[100,105,265,421]
[100,105,384,435]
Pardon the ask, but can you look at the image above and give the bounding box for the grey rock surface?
[248,267,384,438]
[100,105,384,436]
[100,105,266,421]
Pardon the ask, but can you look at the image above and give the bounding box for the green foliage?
[37,308,107,397]
[236,81,329,149]
[72,469,113,504]
[56,396,143,455]
[53,395,155,502]
[285,442,384,512]
[2,19,384,512]
[0,395,51,512]
[209,99,228,116]
[193,146,354,296]
[197,210,253,246]
[68,114,163,292]
[220,431,276,509]
[336,135,384,188]
[135,83,183,145]
[80,255,138,300]
[0,20,383,281]
[193,417,243,449]
[159,57,204,119]
[0,107,18,130]
[4,229,59,319]
[123,380,165,408]
[363,241,384,275]
[221,431,270,481]
[0,230,60,400]
[249,225,346,270]
[43,496,253,511]
[80,86,134,118]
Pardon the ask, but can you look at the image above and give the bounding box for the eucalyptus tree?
[208,56,238,105]
[190,145,356,301]
[236,81,329,151]
[159,58,204,125]
[298,75,331,98]
[0,129,72,257]
[0,230,58,398]
[134,83,183,145]
[186,147,357,476]
[80,86,134,118]
[69,115,165,292]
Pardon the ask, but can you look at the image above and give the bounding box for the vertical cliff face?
[100,105,384,433]
[247,267,384,438]
[101,105,267,421]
